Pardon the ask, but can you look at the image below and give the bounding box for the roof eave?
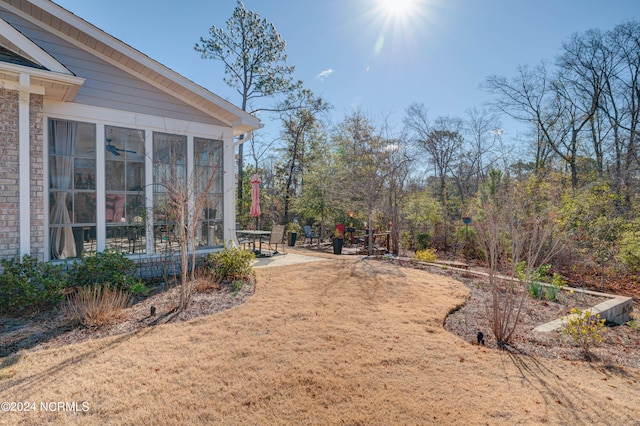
[0,60,84,101]
[20,0,261,130]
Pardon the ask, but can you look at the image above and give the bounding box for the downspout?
[233,132,252,148]
[225,131,252,246]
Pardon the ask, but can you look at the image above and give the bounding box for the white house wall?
[2,9,226,127]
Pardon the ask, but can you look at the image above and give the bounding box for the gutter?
[233,132,253,147]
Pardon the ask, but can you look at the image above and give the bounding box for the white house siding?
[2,10,226,127]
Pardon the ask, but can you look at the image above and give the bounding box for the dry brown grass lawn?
[1,256,639,425]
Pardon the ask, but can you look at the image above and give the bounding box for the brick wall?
[0,87,20,259]
[30,94,44,261]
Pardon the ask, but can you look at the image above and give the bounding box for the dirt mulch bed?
[396,260,640,370]
[0,278,255,358]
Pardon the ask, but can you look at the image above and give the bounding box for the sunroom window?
[194,138,223,248]
[152,132,186,252]
[105,126,146,254]
[48,119,96,259]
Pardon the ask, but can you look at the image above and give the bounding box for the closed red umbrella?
[250,174,261,223]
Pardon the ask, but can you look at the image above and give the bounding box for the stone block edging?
[390,256,633,333]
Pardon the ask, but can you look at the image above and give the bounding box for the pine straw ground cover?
[0,257,639,425]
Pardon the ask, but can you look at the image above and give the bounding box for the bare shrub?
[192,266,220,293]
[66,285,131,328]
[483,278,527,349]
[473,171,562,348]
[154,139,220,310]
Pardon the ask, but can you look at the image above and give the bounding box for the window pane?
[105,194,126,223]
[194,138,223,249]
[74,123,96,157]
[126,194,145,222]
[105,125,146,254]
[127,162,144,191]
[74,193,95,223]
[124,129,145,162]
[106,161,125,191]
[48,119,95,259]
[74,159,96,190]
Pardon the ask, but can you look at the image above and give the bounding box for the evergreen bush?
[0,255,67,313]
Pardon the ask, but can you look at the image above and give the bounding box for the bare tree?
[601,20,640,198]
[473,170,562,348]
[155,146,219,310]
[473,169,524,348]
[484,63,560,171]
[462,107,500,197]
[405,105,463,202]
[277,89,331,223]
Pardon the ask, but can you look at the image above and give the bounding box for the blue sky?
[54,0,639,145]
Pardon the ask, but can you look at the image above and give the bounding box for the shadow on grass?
[0,314,75,358]
[500,346,638,424]
[0,302,186,394]
[501,347,585,423]
[0,324,155,395]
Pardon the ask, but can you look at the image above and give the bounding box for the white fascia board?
[0,60,84,86]
[0,61,84,101]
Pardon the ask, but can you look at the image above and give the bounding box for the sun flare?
[366,0,432,58]
[376,0,418,18]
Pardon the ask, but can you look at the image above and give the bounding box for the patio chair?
[302,225,319,246]
[263,224,286,255]
[232,228,253,251]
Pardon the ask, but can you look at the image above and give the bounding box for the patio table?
[236,230,271,255]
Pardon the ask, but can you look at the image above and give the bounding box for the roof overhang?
[0,60,84,100]
[0,0,262,134]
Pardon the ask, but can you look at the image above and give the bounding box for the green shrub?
[562,308,606,360]
[414,248,438,263]
[65,284,131,328]
[619,227,640,274]
[71,250,141,291]
[416,233,431,251]
[129,282,148,296]
[527,281,544,299]
[207,244,255,283]
[545,284,558,301]
[518,262,567,302]
[515,261,551,283]
[0,255,68,313]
